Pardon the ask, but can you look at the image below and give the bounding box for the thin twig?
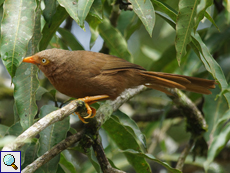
[22,130,84,173]
[176,139,195,170]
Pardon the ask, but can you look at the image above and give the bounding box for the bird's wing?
[75,51,145,77]
[98,53,145,73]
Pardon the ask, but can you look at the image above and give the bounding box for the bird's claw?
[75,106,96,123]
[84,107,96,119]
[75,95,109,123]
[82,103,92,119]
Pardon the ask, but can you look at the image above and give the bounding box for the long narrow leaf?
[122,149,181,173]
[155,3,230,106]
[38,105,70,173]
[57,0,81,27]
[152,0,177,22]
[191,33,230,106]
[175,0,200,65]
[43,0,57,24]
[204,124,230,171]
[103,115,151,173]
[78,0,94,27]
[57,28,84,50]
[39,5,68,51]
[129,0,155,37]
[195,0,213,30]
[0,0,37,77]
[98,18,133,62]
[13,0,41,130]
[89,0,103,20]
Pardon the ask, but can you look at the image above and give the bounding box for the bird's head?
[23,49,68,76]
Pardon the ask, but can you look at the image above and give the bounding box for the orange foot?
[75,95,109,123]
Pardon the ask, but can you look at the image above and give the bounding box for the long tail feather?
[140,71,216,95]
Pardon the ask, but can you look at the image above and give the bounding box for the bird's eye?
[42,59,46,63]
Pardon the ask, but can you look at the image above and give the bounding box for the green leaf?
[59,153,76,173]
[152,0,177,21]
[0,0,37,77]
[8,122,23,136]
[89,0,103,20]
[35,87,48,101]
[216,109,230,128]
[117,11,134,35]
[194,0,213,30]
[122,149,182,173]
[8,122,29,165]
[56,164,65,173]
[149,45,176,72]
[43,0,57,24]
[203,88,228,142]
[181,49,202,76]
[13,0,42,130]
[0,4,3,37]
[38,105,70,173]
[98,18,133,62]
[57,0,80,27]
[153,0,230,105]
[103,115,151,173]
[78,0,94,27]
[113,110,147,150]
[22,138,39,169]
[124,14,142,40]
[155,10,176,29]
[204,124,230,171]
[0,124,9,138]
[27,0,42,54]
[87,0,103,48]
[0,0,4,6]
[49,34,69,50]
[13,63,39,130]
[57,28,84,50]
[129,0,155,37]
[190,32,230,106]
[87,15,101,48]
[79,147,102,173]
[175,0,200,65]
[39,5,68,51]
[204,22,230,55]
[204,12,219,32]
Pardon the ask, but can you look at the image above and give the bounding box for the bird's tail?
[139,71,216,95]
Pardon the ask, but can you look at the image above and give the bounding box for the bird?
[22,48,216,123]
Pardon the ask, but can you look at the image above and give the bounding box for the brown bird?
[23,48,216,123]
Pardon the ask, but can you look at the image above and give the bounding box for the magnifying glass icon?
[3,154,18,170]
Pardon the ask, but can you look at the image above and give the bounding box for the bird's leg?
[75,95,109,123]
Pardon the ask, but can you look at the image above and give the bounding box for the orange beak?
[22,56,36,64]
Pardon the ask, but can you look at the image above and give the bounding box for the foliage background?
[0,0,230,172]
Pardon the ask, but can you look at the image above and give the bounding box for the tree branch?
[2,99,88,151]
[168,88,207,136]
[96,85,147,125]
[22,130,84,173]
[3,86,146,172]
[3,85,205,172]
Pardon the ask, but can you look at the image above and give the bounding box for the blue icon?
[3,154,18,170]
